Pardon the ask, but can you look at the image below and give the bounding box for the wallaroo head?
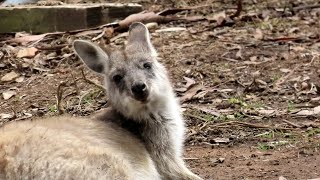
[73,22,172,119]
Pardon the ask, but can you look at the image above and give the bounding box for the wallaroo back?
[0,22,202,180]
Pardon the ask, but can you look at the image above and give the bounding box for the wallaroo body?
[0,22,202,180]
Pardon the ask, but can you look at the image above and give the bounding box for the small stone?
[1,71,20,82]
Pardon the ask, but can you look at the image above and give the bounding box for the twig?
[56,81,67,115]
[282,119,302,128]
[36,44,68,51]
[183,157,200,160]
[81,70,105,90]
[184,113,208,122]
[234,121,293,130]
[200,121,294,131]
[157,5,211,16]
[70,71,80,95]
[220,56,239,62]
[274,66,297,88]
[230,0,242,19]
[293,4,320,12]
[187,128,199,138]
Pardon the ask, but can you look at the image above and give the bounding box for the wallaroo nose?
[131,82,147,95]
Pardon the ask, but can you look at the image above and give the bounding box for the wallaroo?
[0,22,203,180]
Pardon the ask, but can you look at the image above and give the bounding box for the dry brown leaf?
[75,30,103,37]
[117,12,170,31]
[279,176,288,180]
[1,71,20,82]
[3,90,17,100]
[0,113,14,119]
[295,106,320,116]
[192,106,220,117]
[175,87,188,93]
[17,47,38,58]
[212,138,230,143]
[145,22,158,30]
[180,84,204,103]
[236,48,243,59]
[249,56,257,61]
[15,76,25,83]
[280,68,291,73]
[183,77,196,89]
[156,27,187,33]
[254,28,264,40]
[9,34,47,44]
[258,109,275,116]
[209,11,226,25]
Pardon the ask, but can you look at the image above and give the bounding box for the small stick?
[230,0,242,19]
[282,119,301,128]
[56,81,67,115]
[274,66,297,88]
[81,70,105,90]
[293,4,320,12]
[184,113,209,122]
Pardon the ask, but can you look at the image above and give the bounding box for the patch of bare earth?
[1,0,320,179]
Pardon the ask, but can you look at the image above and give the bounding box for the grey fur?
[74,22,202,180]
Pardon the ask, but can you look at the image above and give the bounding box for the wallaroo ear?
[127,22,157,56]
[73,40,109,74]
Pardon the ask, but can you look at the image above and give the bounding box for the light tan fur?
[0,22,202,180]
[0,116,160,180]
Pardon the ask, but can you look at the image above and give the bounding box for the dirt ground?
[1,0,320,179]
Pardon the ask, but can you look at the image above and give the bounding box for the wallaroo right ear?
[73,40,109,74]
[127,22,157,57]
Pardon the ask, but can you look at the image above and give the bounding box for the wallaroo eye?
[113,74,123,83]
[143,62,152,69]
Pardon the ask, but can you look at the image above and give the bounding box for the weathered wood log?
[0,3,142,33]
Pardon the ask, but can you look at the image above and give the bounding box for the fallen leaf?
[15,76,25,83]
[74,29,103,37]
[17,47,38,58]
[209,11,226,25]
[156,27,187,33]
[3,90,17,100]
[0,113,14,119]
[236,48,243,60]
[1,71,20,82]
[194,90,208,99]
[175,87,188,93]
[9,34,47,44]
[301,82,309,90]
[291,46,305,52]
[295,106,320,116]
[310,97,320,104]
[254,28,264,40]
[191,105,220,117]
[258,109,275,116]
[117,12,165,31]
[212,138,230,143]
[210,157,225,164]
[180,84,203,103]
[183,77,196,89]
[249,56,257,61]
[145,22,158,30]
[279,176,287,180]
[280,68,291,73]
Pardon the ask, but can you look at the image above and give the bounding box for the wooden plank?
[0,3,142,33]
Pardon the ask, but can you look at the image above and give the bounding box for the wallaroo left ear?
[127,22,157,57]
[73,40,109,74]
